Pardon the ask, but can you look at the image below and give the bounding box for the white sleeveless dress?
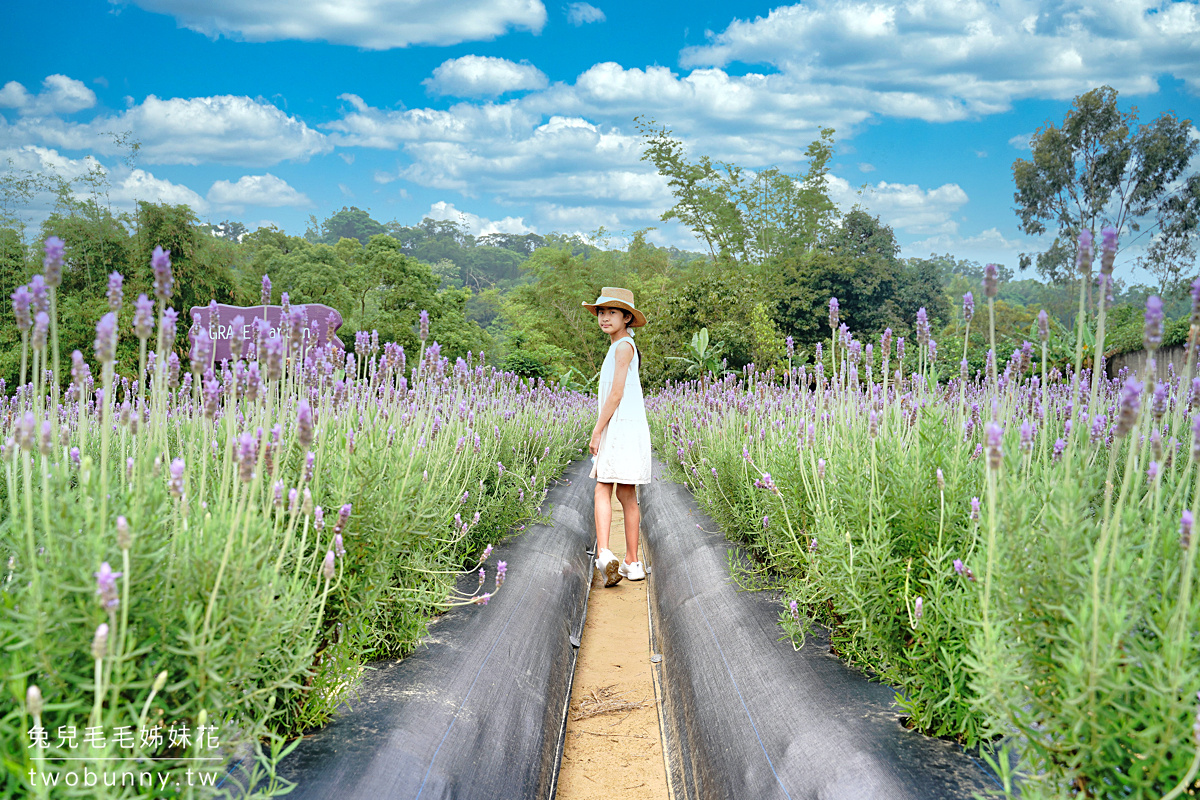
[590,335,652,485]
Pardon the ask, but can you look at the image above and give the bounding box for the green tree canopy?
[1012,85,1199,293]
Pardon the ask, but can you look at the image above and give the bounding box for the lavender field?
[1,240,592,797]
[651,231,1200,799]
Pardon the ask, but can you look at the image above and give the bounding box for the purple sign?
[188,303,345,364]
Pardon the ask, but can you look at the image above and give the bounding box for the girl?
[582,287,652,587]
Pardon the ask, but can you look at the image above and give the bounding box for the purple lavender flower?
[785,335,795,358]
[983,264,998,299]
[169,457,185,498]
[106,271,124,312]
[1099,226,1117,275]
[31,311,49,351]
[985,422,1003,470]
[914,596,924,622]
[953,558,966,576]
[261,274,272,306]
[161,306,178,350]
[95,562,122,610]
[1114,377,1143,438]
[333,503,352,535]
[237,432,257,483]
[333,533,345,557]
[817,458,826,480]
[496,561,507,589]
[167,352,181,389]
[762,514,770,529]
[1148,461,1160,481]
[11,285,32,332]
[323,551,336,580]
[29,275,47,315]
[962,292,974,323]
[754,472,779,494]
[915,307,929,346]
[936,468,945,491]
[133,294,154,341]
[1144,296,1164,350]
[788,598,799,623]
[1037,309,1049,343]
[190,328,214,374]
[151,246,173,302]
[1053,437,1067,462]
[868,410,878,438]
[1076,229,1094,273]
[39,420,52,456]
[1019,420,1033,452]
[70,446,80,466]
[828,297,839,331]
[116,516,131,550]
[297,400,314,449]
[1182,510,1194,549]
[960,359,969,382]
[94,312,118,364]
[15,412,35,452]
[928,339,937,361]
[229,315,245,359]
[263,335,283,382]
[92,623,109,660]
[314,506,325,531]
[43,236,64,287]
[1192,277,1200,327]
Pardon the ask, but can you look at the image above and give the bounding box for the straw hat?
[582,286,647,328]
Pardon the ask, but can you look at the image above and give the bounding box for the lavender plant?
[651,228,1200,798]
[1,243,591,798]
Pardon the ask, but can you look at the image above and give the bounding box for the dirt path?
[556,491,669,800]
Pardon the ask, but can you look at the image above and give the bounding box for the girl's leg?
[614,483,640,563]
[594,481,614,552]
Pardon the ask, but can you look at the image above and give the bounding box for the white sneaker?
[619,560,646,581]
[595,548,622,587]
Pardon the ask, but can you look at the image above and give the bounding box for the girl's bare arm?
[589,342,634,455]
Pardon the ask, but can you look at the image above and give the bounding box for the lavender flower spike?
[323,551,336,580]
[419,309,430,342]
[1076,228,1094,273]
[1114,377,1143,438]
[496,560,507,589]
[133,294,155,341]
[151,246,173,302]
[962,292,974,323]
[1099,226,1117,276]
[297,399,314,449]
[1144,295,1164,350]
[985,422,1003,471]
[94,312,118,364]
[107,271,124,312]
[95,562,122,610]
[11,285,33,332]
[92,623,109,660]
[32,311,49,351]
[828,297,840,331]
[43,236,64,288]
[983,264,999,299]
[1037,309,1049,343]
[261,274,272,306]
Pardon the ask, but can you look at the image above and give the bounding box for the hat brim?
[582,301,647,328]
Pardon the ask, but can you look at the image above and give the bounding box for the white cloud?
[121,0,548,49]
[425,200,534,236]
[6,86,331,166]
[114,168,209,212]
[858,162,875,173]
[828,175,969,235]
[207,173,310,210]
[1009,132,1033,150]
[423,55,549,98]
[680,0,1200,121]
[0,75,96,117]
[0,145,208,218]
[907,227,1028,263]
[566,2,605,26]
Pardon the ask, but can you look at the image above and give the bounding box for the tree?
[636,118,838,264]
[1012,86,1199,292]
[311,207,386,246]
[133,202,235,314]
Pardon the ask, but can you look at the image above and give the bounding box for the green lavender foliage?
[0,251,591,798]
[651,269,1200,797]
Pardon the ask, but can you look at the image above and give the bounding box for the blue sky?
[2,0,1197,282]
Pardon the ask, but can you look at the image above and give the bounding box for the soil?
[556,490,669,800]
